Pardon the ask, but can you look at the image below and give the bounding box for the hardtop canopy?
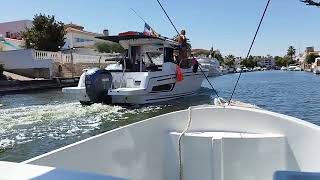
[96,34,179,49]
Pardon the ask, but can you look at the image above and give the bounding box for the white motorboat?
[236,67,242,73]
[196,57,221,77]
[280,66,287,71]
[287,65,302,72]
[294,66,302,71]
[253,66,261,71]
[62,33,208,105]
[287,65,297,71]
[1,101,320,179]
[313,57,320,74]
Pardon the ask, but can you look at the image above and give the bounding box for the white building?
[0,20,32,51]
[0,20,32,39]
[63,23,109,49]
[257,57,275,67]
[0,20,110,51]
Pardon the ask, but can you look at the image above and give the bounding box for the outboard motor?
[85,68,113,104]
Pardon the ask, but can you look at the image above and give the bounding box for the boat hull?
[63,68,207,105]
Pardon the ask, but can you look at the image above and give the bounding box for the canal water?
[0,71,319,162]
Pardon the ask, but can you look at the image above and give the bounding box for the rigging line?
[156,0,180,35]
[130,8,147,24]
[228,0,271,105]
[199,64,220,98]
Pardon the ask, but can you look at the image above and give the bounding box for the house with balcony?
[0,20,116,79]
[0,20,110,51]
[0,20,32,51]
[64,23,109,49]
[300,47,320,71]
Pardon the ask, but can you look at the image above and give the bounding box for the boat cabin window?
[146,52,163,66]
[164,47,174,63]
[120,44,176,72]
[144,52,163,71]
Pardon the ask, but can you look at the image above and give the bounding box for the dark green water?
[0,71,319,162]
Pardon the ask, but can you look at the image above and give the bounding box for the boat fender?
[192,58,199,73]
[85,68,113,104]
[176,65,183,81]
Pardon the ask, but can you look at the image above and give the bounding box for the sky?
[0,0,319,57]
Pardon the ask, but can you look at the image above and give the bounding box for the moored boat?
[313,57,320,74]
[280,66,287,71]
[196,57,221,77]
[62,33,208,105]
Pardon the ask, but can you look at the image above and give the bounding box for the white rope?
[178,107,193,180]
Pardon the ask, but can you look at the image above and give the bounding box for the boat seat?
[0,161,125,180]
[274,171,320,180]
[170,131,288,180]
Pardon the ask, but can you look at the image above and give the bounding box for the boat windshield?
[146,52,163,66]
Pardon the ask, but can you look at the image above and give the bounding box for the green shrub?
[0,64,3,75]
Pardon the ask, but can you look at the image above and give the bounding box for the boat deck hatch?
[170,131,289,180]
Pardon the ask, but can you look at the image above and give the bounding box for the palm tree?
[301,0,320,6]
[225,55,235,68]
[287,46,296,63]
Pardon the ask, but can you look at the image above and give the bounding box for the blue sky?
[1,0,319,57]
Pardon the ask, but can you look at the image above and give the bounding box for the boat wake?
[0,102,166,150]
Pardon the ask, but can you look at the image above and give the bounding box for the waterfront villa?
[0,20,32,51]
[63,23,109,49]
[0,20,110,51]
[0,20,117,79]
[257,56,275,68]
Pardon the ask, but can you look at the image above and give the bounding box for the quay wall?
[0,49,53,78]
[0,78,79,95]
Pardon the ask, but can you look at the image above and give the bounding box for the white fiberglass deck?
[17,106,320,180]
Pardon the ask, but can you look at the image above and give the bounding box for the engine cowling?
[85,68,112,104]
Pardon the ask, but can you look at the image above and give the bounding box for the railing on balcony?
[33,50,62,63]
[33,50,119,64]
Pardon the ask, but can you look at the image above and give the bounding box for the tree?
[241,56,257,68]
[301,0,320,6]
[274,56,285,67]
[110,43,125,53]
[0,64,5,80]
[211,51,224,64]
[22,14,66,52]
[224,55,235,67]
[0,64,3,75]
[95,42,111,53]
[287,46,296,62]
[305,54,320,64]
[95,42,125,53]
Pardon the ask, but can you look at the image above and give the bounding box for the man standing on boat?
[176,30,188,68]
